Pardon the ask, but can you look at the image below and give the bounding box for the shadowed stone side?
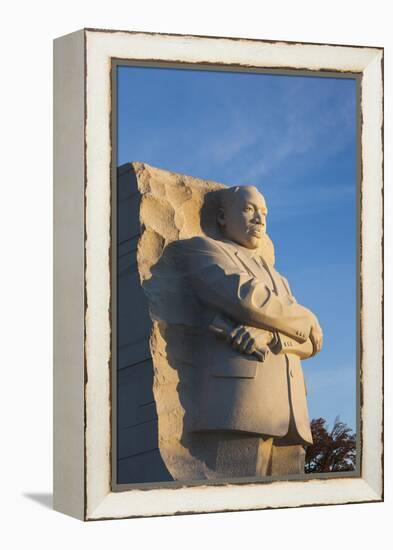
[117,163,173,483]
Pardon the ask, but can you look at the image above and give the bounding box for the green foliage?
[305,417,356,473]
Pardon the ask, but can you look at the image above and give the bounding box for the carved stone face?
[218,186,267,250]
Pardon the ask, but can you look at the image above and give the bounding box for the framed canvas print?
[53,28,383,520]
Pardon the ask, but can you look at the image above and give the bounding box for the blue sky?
[117,65,358,432]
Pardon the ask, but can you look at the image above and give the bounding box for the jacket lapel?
[233,246,259,277]
[232,244,278,294]
[214,239,282,296]
[232,243,285,297]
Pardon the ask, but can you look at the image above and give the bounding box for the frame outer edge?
[53,29,86,521]
[360,50,384,499]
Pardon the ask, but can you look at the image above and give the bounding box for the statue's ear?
[217,207,226,228]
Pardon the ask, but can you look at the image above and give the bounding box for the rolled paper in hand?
[208,314,270,363]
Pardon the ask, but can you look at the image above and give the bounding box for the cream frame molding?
[53,28,383,521]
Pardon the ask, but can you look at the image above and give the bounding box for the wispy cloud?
[217,84,356,186]
[119,69,356,197]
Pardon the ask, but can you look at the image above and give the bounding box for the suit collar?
[216,239,280,294]
[218,239,265,278]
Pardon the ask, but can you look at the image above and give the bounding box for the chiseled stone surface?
[133,162,322,480]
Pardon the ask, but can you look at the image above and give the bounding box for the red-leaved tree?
[305,417,356,473]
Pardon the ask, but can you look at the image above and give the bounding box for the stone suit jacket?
[173,235,315,445]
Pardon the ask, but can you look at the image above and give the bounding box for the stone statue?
[132,164,323,481]
[166,185,323,477]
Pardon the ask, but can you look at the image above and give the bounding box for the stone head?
[216,186,268,250]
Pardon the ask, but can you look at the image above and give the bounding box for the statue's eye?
[244,206,253,213]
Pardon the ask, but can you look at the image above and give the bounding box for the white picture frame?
[53,28,383,521]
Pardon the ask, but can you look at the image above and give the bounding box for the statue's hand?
[309,317,323,354]
[229,325,274,361]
